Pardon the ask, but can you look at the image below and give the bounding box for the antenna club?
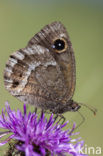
[93,110,97,116]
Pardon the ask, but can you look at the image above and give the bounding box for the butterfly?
[4,21,81,114]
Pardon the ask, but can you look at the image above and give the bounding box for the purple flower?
[0,103,87,156]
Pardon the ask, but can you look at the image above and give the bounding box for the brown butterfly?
[4,21,82,114]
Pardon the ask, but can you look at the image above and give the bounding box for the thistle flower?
[0,103,87,156]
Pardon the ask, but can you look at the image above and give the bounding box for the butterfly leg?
[42,111,60,123]
[52,113,65,125]
[55,114,65,125]
[40,110,65,125]
[34,107,37,114]
[75,111,85,130]
[53,114,58,122]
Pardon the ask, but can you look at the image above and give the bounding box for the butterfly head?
[69,100,81,112]
[71,104,81,112]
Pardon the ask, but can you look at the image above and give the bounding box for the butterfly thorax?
[49,99,81,114]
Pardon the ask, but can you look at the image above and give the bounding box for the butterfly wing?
[4,21,76,112]
[28,21,76,101]
[4,45,64,109]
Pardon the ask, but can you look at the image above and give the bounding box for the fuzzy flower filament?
[0,103,87,156]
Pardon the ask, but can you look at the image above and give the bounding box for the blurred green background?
[0,0,103,155]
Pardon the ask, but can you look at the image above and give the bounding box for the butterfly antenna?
[79,103,97,116]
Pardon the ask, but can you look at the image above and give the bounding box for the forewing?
[28,21,76,100]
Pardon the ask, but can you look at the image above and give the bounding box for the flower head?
[0,103,87,156]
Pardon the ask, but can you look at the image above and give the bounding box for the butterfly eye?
[52,38,67,53]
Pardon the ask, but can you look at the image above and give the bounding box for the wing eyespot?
[52,38,68,53]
